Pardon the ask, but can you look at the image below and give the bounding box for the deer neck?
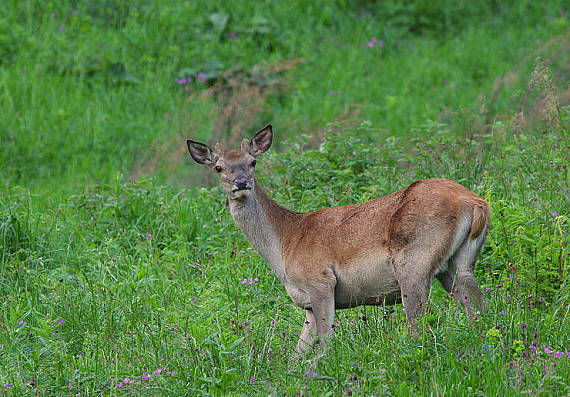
[228,179,300,283]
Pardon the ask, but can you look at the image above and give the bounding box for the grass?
[0,0,569,395]
[1,0,568,194]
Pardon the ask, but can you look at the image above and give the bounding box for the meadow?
[0,1,569,395]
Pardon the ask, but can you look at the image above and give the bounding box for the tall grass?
[1,0,567,194]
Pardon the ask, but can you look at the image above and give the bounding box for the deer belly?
[333,252,401,309]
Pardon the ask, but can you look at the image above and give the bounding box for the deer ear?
[187,139,218,166]
[249,124,273,157]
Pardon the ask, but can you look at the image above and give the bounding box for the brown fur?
[187,125,491,354]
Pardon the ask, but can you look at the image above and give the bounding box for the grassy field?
[1,0,569,395]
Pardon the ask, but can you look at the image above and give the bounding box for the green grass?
[1,0,568,194]
[0,0,569,395]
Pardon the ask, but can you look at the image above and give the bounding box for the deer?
[187,124,490,354]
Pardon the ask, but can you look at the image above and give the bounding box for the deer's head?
[187,125,273,200]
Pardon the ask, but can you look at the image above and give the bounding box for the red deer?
[187,125,490,354]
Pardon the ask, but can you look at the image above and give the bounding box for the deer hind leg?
[438,227,487,318]
[392,255,437,332]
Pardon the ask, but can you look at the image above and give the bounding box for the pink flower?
[145,232,153,240]
[551,212,558,217]
[185,85,190,91]
[197,73,206,84]
[529,345,535,349]
[544,348,553,354]
[142,374,149,380]
[116,382,124,389]
[153,368,162,375]
[555,352,564,357]
[250,377,256,382]
[58,25,65,32]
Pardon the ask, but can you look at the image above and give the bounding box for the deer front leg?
[310,291,335,348]
[295,309,317,356]
[307,267,337,349]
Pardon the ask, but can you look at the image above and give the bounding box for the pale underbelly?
[333,258,401,309]
[285,255,403,310]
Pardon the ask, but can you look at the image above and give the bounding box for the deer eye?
[214,165,222,173]
[250,159,257,167]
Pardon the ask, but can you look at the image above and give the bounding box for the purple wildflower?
[19,320,24,325]
[197,72,206,83]
[116,382,124,389]
[544,348,553,354]
[58,25,65,32]
[529,345,535,349]
[145,232,153,240]
[142,374,149,380]
[185,85,190,91]
[268,347,273,353]
[229,32,237,39]
[250,377,256,382]
[555,352,564,358]
[485,287,491,291]
[3,384,11,388]
[153,368,162,375]
[551,212,558,217]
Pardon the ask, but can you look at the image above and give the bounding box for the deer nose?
[235,179,249,189]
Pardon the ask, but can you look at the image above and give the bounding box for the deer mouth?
[232,186,252,192]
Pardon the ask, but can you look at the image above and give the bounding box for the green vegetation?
[1,0,568,395]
